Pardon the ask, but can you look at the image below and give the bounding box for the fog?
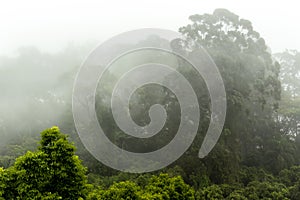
[0,0,299,155]
[2,1,300,198]
[0,0,299,154]
[1,0,299,57]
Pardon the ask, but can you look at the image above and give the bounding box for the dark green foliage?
[0,127,88,199]
[1,8,300,200]
[1,127,300,199]
[100,181,140,200]
[289,181,300,200]
[176,8,287,179]
[144,174,195,200]
[87,173,195,200]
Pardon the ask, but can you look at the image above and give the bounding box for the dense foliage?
[0,127,88,199]
[1,9,300,199]
[0,127,300,199]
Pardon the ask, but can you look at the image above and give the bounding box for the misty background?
[1,0,299,57]
[0,0,299,154]
[0,0,300,168]
[2,1,300,198]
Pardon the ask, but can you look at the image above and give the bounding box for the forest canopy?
[0,9,300,200]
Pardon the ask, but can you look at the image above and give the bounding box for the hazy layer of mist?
[0,43,96,146]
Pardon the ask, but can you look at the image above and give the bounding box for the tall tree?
[274,50,300,166]
[177,9,282,176]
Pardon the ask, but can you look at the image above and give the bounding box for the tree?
[87,173,195,200]
[275,50,300,99]
[144,173,195,200]
[274,50,300,167]
[197,184,224,199]
[244,181,289,200]
[275,50,300,136]
[100,181,140,200]
[176,8,282,176]
[1,126,88,199]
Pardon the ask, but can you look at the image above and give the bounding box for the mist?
[0,44,94,144]
[1,2,300,199]
[1,0,300,57]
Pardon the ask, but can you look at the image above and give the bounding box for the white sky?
[0,0,299,56]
